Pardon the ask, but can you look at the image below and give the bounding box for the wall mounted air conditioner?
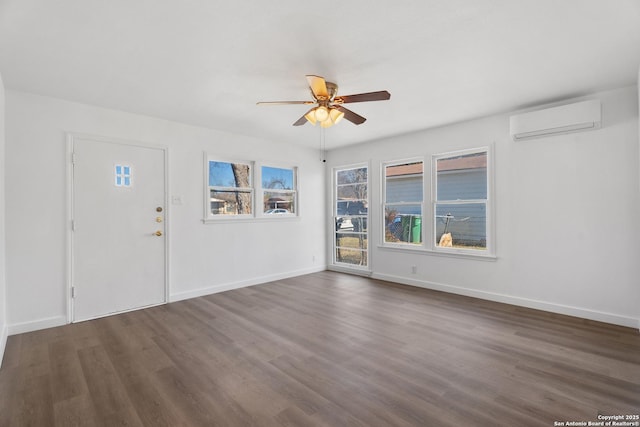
[509,99,601,141]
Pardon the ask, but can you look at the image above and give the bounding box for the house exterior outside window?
[261,165,297,216]
[206,158,253,219]
[432,147,491,254]
[383,159,424,245]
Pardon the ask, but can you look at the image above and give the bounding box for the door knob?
[154,231,163,237]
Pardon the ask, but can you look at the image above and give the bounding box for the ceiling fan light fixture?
[314,106,329,122]
[329,108,344,125]
[319,119,333,128]
[257,75,390,127]
[304,109,317,125]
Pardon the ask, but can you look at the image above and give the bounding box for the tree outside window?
[262,166,296,215]
[208,160,253,216]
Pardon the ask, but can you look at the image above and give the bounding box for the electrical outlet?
[411,265,417,274]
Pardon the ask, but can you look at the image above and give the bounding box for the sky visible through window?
[209,162,293,189]
[262,166,293,190]
[209,161,245,187]
[209,161,232,187]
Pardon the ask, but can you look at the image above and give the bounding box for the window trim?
[381,157,425,248]
[114,164,132,188]
[203,155,302,223]
[332,162,370,270]
[431,146,494,257]
[203,154,254,221]
[258,164,298,218]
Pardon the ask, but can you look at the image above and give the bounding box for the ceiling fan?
[257,75,391,128]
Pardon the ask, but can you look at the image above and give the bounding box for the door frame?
[66,133,170,323]
[329,161,371,273]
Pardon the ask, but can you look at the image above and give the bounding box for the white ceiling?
[1,1,639,150]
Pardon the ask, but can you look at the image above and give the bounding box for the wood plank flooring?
[1,271,638,426]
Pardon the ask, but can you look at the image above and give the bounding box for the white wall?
[0,72,7,364]
[327,86,640,328]
[4,85,638,337]
[5,91,326,333]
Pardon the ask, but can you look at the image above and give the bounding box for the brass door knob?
[154,231,163,237]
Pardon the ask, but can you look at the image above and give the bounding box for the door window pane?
[334,165,368,268]
[115,164,132,187]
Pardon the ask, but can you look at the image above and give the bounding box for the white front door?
[71,135,167,322]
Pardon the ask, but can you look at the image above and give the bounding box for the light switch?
[171,196,183,205]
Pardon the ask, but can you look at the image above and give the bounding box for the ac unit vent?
[509,99,601,141]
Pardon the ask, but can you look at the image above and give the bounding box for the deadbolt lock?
[156,207,163,212]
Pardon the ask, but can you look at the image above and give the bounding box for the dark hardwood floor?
[1,271,638,426]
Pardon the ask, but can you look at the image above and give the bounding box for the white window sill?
[378,244,497,261]
[203,215,300,224]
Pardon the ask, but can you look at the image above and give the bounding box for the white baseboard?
[7,315,67,336]
[372,272,640,330]
[170,266,327,303]
[3,268,328,337]
[0,324,7,368]
[8,269,635,338]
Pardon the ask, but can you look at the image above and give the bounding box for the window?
[261,166,297,215]
[206,159,253,218]
[204,156,300,221]
[383,160,424,245]
[333,165,368,268]
[433,148,489,252]
[115,164,132,187]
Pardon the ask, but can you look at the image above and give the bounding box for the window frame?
[332,163,370,270]
[204,155,255,221]
[381,157,425,248]
[114,164,132,188]
[431,146,493,257]
[258,164,298,218]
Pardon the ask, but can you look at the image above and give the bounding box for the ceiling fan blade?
[334,90,391,104]
[293,108,315,126]
[334,106,366,125]
[256,101,315,105]
[306,75,329,99]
